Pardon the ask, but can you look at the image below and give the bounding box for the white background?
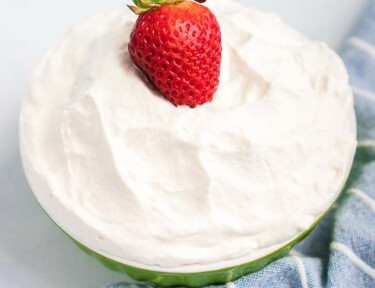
[0,0,368,287]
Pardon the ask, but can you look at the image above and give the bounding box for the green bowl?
[75,216,319,287]
[23,138,355,287]
[23,127,356,287]
[44,181,346,288]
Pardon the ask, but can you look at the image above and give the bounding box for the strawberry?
[128,0,222,108]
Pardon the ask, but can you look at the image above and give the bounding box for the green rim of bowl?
[44,176,347,287]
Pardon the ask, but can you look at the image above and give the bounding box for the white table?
[0,0,368,287]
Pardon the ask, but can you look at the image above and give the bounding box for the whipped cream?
[20,0,357,269]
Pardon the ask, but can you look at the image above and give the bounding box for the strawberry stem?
[128,0,206,15]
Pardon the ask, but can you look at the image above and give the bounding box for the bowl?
[28,168,354,287]
[19,2,357,284]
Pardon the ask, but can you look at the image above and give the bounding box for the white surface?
[0,0,368,287]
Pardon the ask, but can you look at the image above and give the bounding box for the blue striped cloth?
[107,2,375,287]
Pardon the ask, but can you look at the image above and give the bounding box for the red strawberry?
[128,0,222,108]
